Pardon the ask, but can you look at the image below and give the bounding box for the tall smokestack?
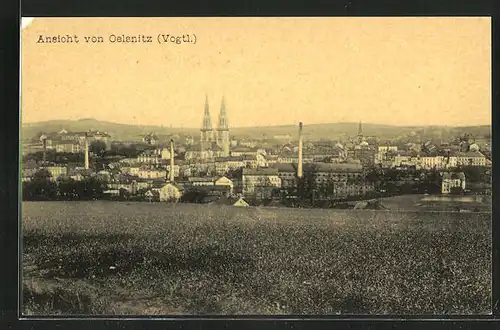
[84,133,89,170]
[169,139,175,183]
[297,122,303,178]
[42,139,46,164]
[39,134,47,165]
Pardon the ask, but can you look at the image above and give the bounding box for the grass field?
[22,201,491,315]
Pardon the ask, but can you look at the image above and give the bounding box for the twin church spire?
[202,94,228,131]
[200,95,230,156]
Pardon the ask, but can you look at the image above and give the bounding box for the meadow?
[22,201,491,315]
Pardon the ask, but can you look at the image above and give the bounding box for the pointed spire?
[202,94,212,131]
[218,96,228,130]
[358,120,362,136]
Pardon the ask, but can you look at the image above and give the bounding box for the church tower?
[357,120,364,144]
[217,96,230,156]
[200,95,214,151]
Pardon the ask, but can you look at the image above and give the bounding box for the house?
[187,177,216,186]
[441,172,466,194]
[184,146,215,160]
[213,157,246,175]
[67,168,93,181]
[213,196,249,207]
[215,176,234,194]
[232,197,250,207]
[152,182,182,202]
[378,146,398,153]
[137,168,167,180]
[137,149,162,165]
[45,166,67,181]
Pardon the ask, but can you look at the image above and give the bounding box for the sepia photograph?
[20,17,492,316]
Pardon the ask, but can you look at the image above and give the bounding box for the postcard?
[20,17,492,316]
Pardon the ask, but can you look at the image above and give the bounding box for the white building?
[215,176,234,194]
[441,172,466,194]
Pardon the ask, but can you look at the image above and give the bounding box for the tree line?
[22,169,106,201]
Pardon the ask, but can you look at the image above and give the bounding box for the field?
[22,201,491,315]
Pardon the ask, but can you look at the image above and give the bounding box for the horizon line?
[21,118,492,129]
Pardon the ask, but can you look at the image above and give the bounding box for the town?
[21,96,492,211]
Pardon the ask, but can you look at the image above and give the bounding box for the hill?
[21,118,492,143]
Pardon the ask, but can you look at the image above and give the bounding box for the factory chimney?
[169,139,175,183]
[84,133,89,170]
[40,134,47,165]
[297,122,303,178]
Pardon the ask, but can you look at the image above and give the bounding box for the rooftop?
[243,168,279,176]
[442,172,466,180]
[188,177,216,182]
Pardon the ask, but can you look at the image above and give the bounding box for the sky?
[21,17,491,128]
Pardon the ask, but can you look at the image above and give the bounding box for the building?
[45,166,68,181]
[200,95,230,157]
[378,146,398,153]
[441,172,466,194]
[232,197,250,207]
[271,163,297,189]
[137,168,167,180]
[419,155,446,170]
[302,163,375,200]
[242,168,282,197]
[55,140,81,153]
[187,177,216,186]
[56,130,111,150]
[153,182,182,202]
[143,133,159,145]
[67,168,93,181]
[214,176,234,194]
[137,150,162,165]
[455,151,488,167]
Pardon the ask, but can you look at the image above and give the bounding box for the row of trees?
[22,170,106,201]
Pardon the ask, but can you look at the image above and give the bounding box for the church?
[200,95,230,157]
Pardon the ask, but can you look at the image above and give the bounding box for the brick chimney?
[84,133,89,169]
[297,122,303,178]
[169,139,175,183]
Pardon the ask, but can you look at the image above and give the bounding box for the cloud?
[21,17,35,29]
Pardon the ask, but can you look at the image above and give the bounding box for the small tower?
[297,122,303,179]
[200,95,214,151]
[217,96,230,157]
[357,120,364,144]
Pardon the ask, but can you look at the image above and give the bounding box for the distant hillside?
[21,118,199,142]
[21,118,491,143]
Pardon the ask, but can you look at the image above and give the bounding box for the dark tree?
[180,187,208,203]
[450,186,464,195]
[22,169,58,200]
[90,140,107,156]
